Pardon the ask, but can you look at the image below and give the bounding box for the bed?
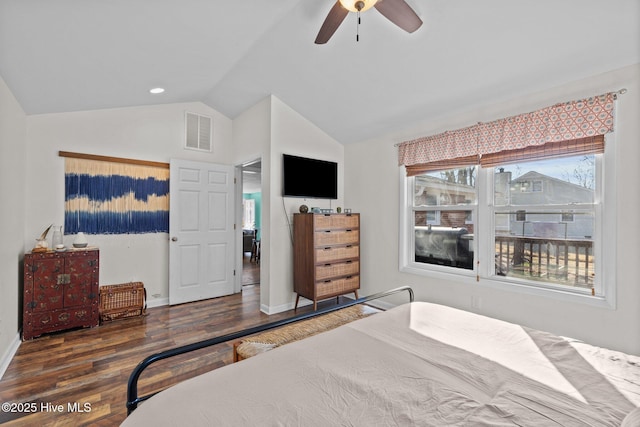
[123,288,640,426]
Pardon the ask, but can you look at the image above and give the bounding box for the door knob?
[171,237,178,242]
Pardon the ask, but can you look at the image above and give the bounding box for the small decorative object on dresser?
[73,231,89,248]
[51,225,63,248]
[32,224,53,252]
[293,213,360,310]
[23,248,99,340]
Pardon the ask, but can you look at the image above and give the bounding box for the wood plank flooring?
[242,253,260,286]
[0,285,340,426]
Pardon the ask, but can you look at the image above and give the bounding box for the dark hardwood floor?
[0,279,345,426]
[242,252,260,286]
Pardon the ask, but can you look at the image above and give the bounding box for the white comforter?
[122,302,640,426]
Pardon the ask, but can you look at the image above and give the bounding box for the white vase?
[73,232,88,248]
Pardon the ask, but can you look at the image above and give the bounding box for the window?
[401,151,613,303]
[423,195,439,224]
[398,92,616,305]
[515,179,543,192]
[242,198,255,230]
[492,155,596,290]
[411,167,476,271]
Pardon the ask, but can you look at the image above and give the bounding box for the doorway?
[240,160,261,287]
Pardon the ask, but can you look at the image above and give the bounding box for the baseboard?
[0,333,21,380]
[147,297,169,309]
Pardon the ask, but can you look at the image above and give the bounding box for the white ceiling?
[1,0,638,144]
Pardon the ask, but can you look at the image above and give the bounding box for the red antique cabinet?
[23,249,99,340]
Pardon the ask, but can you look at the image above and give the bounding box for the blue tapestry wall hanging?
[64,158,169,234]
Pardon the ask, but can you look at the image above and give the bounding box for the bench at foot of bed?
[233,304,380,362]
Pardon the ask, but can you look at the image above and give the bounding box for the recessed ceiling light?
[149,87,165,94]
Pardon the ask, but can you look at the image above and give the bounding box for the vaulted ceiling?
[0,1,638,144]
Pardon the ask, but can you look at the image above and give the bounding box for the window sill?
[399,263,615,310]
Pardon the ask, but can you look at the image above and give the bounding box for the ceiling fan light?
[339,0,378,13]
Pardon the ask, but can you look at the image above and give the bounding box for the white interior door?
[169,159,235,305]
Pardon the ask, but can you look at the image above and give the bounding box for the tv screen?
[283,154,338,199]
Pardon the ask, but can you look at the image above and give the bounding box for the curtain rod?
[58,151,170,169]
[393,88,627,147]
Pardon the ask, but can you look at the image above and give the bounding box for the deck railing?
[494,235,593,288]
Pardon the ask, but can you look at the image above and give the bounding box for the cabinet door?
[28,257,65,312]
[64,254,98,308]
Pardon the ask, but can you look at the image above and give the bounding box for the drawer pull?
[324,263,331,266]
[324,280,332,283]
[346,260,352,264]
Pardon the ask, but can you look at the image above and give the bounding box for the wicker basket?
[99,282,147,323]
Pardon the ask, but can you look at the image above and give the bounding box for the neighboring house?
[412,169,596,271]
[498,170,595,239]
[414,174,475,232]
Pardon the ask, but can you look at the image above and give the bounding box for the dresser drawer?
[316,260,359,281]
[315,245,359,263]
[314,214,359,229]
[315,229,359,246]
[316,275,360,299]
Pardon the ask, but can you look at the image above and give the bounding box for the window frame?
[399,141,616,309]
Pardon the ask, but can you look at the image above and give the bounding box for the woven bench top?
[235,304,380,359]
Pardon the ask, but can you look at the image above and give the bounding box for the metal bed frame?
[126,286,414,414]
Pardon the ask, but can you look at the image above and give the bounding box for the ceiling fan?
[315,0,423,44]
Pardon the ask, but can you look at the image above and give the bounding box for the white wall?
[345,64,640,355]
[268,96,344,312]
[233,95,344,313]
[232,97,272,311]
[0,76,27,377]
[24,103,234,304]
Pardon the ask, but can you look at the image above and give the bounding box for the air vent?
[185,112,212,152]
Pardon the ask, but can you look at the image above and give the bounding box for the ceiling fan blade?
[315,1,349,44]
[374,0,423,33]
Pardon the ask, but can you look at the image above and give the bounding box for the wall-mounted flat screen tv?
[282,154,338,199]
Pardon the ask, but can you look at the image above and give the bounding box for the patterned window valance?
[397,92,616,171]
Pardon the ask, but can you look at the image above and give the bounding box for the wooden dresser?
[23,248,99,340]
[293,213,360,310]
